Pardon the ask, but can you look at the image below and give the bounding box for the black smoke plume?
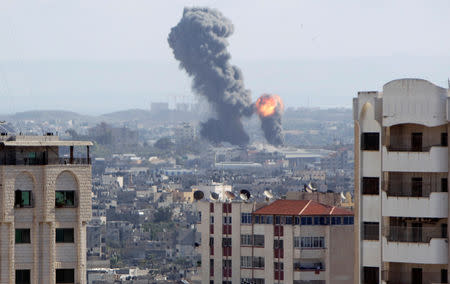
[168,7,253,145]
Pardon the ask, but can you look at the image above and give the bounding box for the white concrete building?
[0,134,92,284]
[353,78,450,283]
[197,199,354,284]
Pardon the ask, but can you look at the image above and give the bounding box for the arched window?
[14,172,34,208]
[55,171,78,208]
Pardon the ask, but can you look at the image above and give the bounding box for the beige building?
[353,78,450,283]
[0,134,92,284]
[197,199,354,284]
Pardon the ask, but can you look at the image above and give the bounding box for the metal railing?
[383,181,446,197]
[387,144,443,152]
[0,157,91,166]
[384,225,446,243]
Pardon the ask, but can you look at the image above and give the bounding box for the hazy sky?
[0,0,449,114]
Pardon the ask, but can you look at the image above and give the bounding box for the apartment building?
[354,78,450,283]
[0,134,92,284]
[197,199,354,284]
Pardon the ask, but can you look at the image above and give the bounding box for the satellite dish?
[304,184,313,193]
[263,190,273,199]
[307,182,317,192]
[340,192,346,200]
[240,190,251,201]
[225,191,236,200]
[193,190,204,201]
[210,192,219,201]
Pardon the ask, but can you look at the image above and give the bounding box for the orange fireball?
[255,94,284,117]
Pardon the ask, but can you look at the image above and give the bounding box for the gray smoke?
[168,7,253,145]
[260,114,284,146]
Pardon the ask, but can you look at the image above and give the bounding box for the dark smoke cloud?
[260,114,284,146]
[168,7,253,145]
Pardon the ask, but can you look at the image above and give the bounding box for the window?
[301,217,312,225]
[343,216,354,225]
[253,235,264,247]
[16,270,30,284]
[253,257,264,268]
[222,237,232,247]
[363,267,379,284]
[442,133,448,146]
[294,237,300,248]
[56,228,74,243]
[331,216,342,225]
[241,234,252,246]
[254,215,260,224]
[241,213,252,224]
[294,216,300,225]
[441,269,448,284]
[274,239,283,249]
[210,259,214,276]
[210,216,214,224]
[197,211,202,222]
[223,259,232,267]
[266,216,273,224]
[55,191,75,207]
[285,217,293,225]
[300,237,325,248]
[274,262,284,270]
[223,216,232,224]
[314,217,320,225]
[241,256,252,268]
[15,229,31,244]
[241,278,265,284]
[442,178,448,193]
[209,237,214,246]
[15,190,32,208]
[361,132,379,151]
[56,269,74,283]
[223,203,231,213]
[210,203,214,213]
[363,222,379,240]
[362,177,379,195]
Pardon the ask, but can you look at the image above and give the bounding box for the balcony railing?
[294,262,325,271]
[387,144,443,152]
[0,157,91,166]
[384,225,446,243]
[383,181,446,197]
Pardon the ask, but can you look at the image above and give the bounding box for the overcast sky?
[0,0,449,114]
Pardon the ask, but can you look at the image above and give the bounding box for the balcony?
[382,225,448,264]
[0,157,91,166]
[382,146,448,172]
[382,192,448,218]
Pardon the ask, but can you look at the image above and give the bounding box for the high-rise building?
[197,199,354,284]
[0,134,92,284]
[353,78,450,283]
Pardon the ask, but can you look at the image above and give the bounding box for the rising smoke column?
[255,94,285,146]
[168,7,253,145]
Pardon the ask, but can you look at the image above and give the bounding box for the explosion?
[255,94,285,146]
[255,94,284,117]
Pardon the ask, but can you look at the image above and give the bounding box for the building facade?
[197,199,354,284]
[353,78,450,283]
[0,134,92,284]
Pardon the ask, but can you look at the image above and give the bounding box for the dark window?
[210,259,214,276]
[411,177,423,197]
[275,216,281,224]
[15,229,31,244]
[363,222,379,240]
[15,190,32,208]
[442,133,448,146]
[56,269,74,283]
[254,215,260,224]
[441,269,448,283]
[442,178,448,193]
[362,177,379,195]
[253,235,264,247]
[411,133,423,151]
[441,224,448,239]
[361,133,379,151]
[56,228,74,243]
[55,191,75,207]
[266,216,273,224]
[314,217,320,225]
[222,237,232,247]
[274,239,283,249]
[285,217,293,224]
[412,268,422,284]
[331,216,342,225]
[16,270,30,284]
[294,216,300,225]
[363,267,379,284]
[209,237,214,246]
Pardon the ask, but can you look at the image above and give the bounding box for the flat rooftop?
[0,134,92,147]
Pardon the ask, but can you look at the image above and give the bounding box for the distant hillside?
[0,110,95,122]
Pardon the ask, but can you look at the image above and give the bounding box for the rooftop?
[253,199,353,216]
[0,134,92,147]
